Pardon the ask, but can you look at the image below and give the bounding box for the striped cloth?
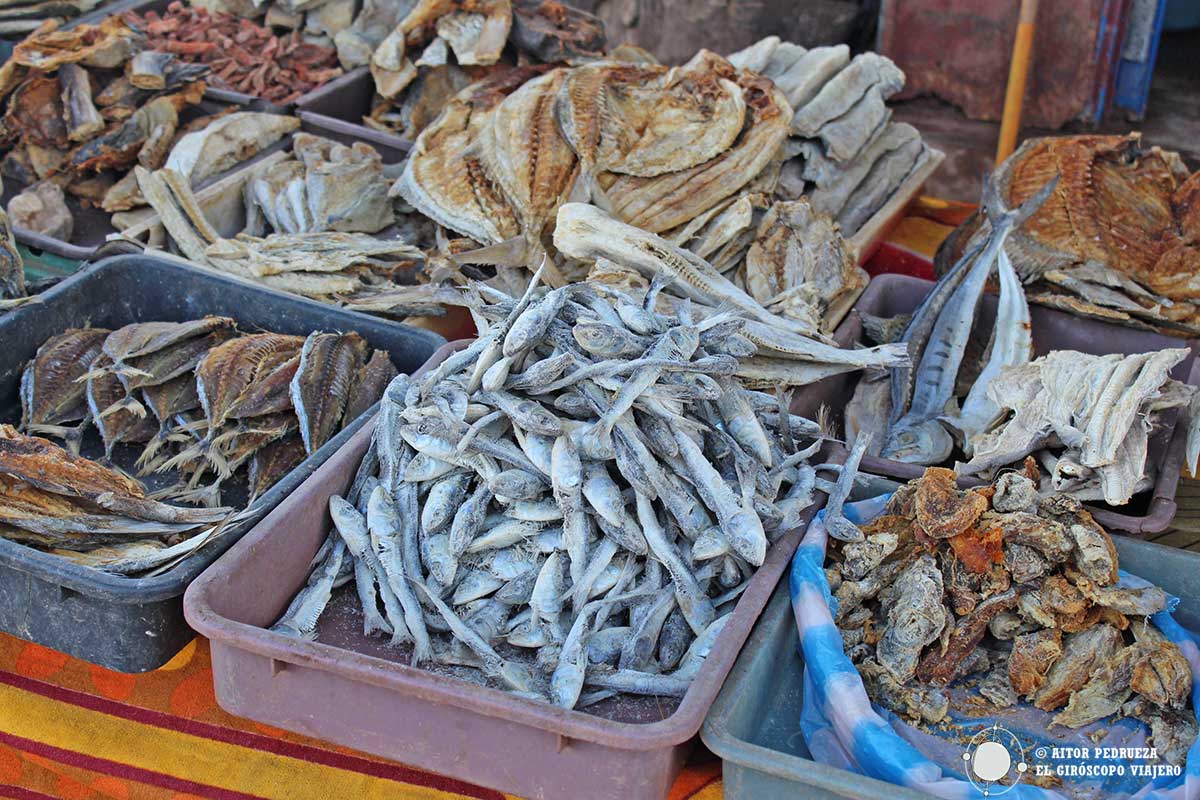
[0,634,722,800]
[790,498,1200,800]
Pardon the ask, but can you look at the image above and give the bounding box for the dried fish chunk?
[21,327,108,435]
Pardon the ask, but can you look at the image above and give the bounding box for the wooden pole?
[996,0,1039,165]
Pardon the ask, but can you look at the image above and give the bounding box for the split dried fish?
[272,275,838,708]
[13,318,396,565]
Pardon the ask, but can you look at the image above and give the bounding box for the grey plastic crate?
[701,535,1200,799]
[0,254,445,672]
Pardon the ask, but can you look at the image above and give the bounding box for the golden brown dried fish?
[290,331,366,454]
[90,317,236,382]
[557,56,745,196]
[392,67,545,246]
[117,327,236,392]
[0,424,229,524]
[473,67,578,284]
[86,356,157,460]
[166,333,305,477]
[600,69,793,234]
[248,432,306,499]
[343,350,399,422]
[21,327,109,439]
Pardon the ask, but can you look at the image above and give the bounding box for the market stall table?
[0,633,724,800]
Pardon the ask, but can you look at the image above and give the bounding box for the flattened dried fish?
[290,332,367,454]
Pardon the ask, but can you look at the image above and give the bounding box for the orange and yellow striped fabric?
[0,633,722,800]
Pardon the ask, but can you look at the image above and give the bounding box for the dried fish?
[272,278,837,709]
[835,466,1198,761]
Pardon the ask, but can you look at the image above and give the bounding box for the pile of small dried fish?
[0,0,100,38]
[137,163,461,319]
[829,467,1197,766]
[937,134,1200,336]
[357,0,607,142]
[0,424,231,572]
[272,273,836,708]
[19,318,398,511]
[125,2,343,103]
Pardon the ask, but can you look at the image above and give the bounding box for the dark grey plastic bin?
[184,398,836,800]
[701,535,1200,800]
[0,254,445,672]
[796,273,1198,535]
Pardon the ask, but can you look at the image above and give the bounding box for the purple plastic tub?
[185,341,830,800]
[796,273,1197,535]
[295,66,413,154]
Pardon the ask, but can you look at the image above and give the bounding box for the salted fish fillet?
[1080,347,1188,466]
[166,112,300,186]
[790,52,903,137]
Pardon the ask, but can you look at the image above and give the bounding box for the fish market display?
[0,17,298,244]
[0,424,231,573]
[385,37,934,332]
[959,349,1200,506]
[0,0,101,37]
[357,0,606,142]
[271,273,834,707]
[829,467,1197,767]
[125,2,343,103]
[937,134,1200,335]
[18,319,399,514]
[137,164,461,319]
[0,18,207,202]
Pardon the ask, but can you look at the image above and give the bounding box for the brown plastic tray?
[185,342,830,800]
[796,273,1197,535]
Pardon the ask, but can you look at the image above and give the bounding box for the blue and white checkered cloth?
[790,495,1200,800]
